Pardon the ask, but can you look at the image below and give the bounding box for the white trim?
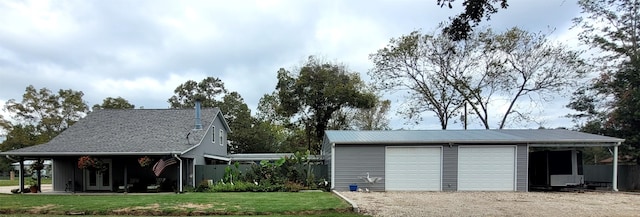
[331,143,335,190]
[175,154,183,193]
[613,143,619,191]
[525,144,529,192]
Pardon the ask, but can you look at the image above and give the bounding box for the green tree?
[4,85,89,143]
[92,97,135,110]
[276,56,376,153]
[218,92,270,153]
[0,125,38,152]
[350,97,392,130]
[437,0,509,41]
[168,77,227,109]
[568,0,640,161]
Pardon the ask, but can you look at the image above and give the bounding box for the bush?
[284,181,305,192]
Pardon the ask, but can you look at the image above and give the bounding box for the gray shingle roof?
[3,108,224,156]
[324,129,624,146]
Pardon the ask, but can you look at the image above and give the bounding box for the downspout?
[613,142,620,192]
[175,154,183,193]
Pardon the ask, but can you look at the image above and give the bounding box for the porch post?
[612,143,619,192]
[19,157,24,193]
[36,158,41,192]
[124,165,128,192]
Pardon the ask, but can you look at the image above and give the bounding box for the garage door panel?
[386,147,441,191]
[458,146,515,191]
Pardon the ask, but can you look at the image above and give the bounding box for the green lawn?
[0,192,359,216]
[0,178,51,186]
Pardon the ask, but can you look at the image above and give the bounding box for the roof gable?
[4,108,223,156]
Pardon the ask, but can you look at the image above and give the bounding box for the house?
[1,102,231,193]
[322,129,624,192]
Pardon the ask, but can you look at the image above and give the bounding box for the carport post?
[613,143,619,192]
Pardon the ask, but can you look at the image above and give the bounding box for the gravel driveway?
[340,191,640,217]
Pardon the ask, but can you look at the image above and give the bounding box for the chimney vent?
[194,100,202,130]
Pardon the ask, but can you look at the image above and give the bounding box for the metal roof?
[324,129,624,146]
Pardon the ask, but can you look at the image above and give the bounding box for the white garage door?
[385,146,441,191]
[458,146,516,191]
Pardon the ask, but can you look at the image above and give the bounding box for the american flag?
[153,157,178,176]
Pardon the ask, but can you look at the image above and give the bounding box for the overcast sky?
[0,0,584,131]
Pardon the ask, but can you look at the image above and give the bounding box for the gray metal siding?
[442,145,458,191]
[52,157,81,192]
[321,139,332,182]
[184,117,227,159]
[517,144,528,192]
[334,145,384,191]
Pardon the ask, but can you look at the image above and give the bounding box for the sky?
[0,0,586,132]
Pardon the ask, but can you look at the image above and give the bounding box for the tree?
[276,56,376,153]
[168,77,227,109]
[474,28,586,129]
[217,92,269,153]
[92,97,135,110]
[0,125,38,152]
[437,0,509,41]
[349,97,392,130]
[568,0,640,161]
[4,85,89,143]
[373,28,585,129]
[369,31,472,129]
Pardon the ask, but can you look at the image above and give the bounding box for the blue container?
[349,184,357,191]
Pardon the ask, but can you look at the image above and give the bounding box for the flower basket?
[138,156,153,167]
[78,156,106,173]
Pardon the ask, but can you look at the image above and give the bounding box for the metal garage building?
[321,129,624,192]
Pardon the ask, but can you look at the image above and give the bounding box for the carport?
[322,129,624,192]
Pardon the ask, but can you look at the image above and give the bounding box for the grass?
[0,178,52,186]
[0,192,358,216]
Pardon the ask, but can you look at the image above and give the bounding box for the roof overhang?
[3,151,180,157]
[204,154,230,161]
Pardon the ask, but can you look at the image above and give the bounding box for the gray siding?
[334,145,385,191]
[516,144,528,192]
[321,138,332,183]
[442,145,458,191]
[184,117,227,160]
[52,157,82,192]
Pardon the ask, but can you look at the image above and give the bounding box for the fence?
[195,164,328,185]
[584,165,640,190]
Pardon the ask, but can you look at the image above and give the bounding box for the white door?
[458,146,515,191]
[385,146,441,191]
[85,159,112,191]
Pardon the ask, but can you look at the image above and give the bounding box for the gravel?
[340,191,640,217]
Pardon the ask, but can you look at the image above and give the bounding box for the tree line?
[1,0,639,171]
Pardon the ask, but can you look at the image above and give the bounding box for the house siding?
[516,144,528,192]
[321,137,332,185]
[334,145,385,191]
[442,144,458,191]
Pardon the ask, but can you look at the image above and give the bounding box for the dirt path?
[341,191,640,217]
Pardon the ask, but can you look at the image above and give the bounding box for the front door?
[84,159,112,191]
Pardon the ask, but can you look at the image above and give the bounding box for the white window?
[219,129,224,146]
[212,126,215,143]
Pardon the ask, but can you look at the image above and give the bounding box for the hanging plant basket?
[138,156,153,167]
[78,156,107,173]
